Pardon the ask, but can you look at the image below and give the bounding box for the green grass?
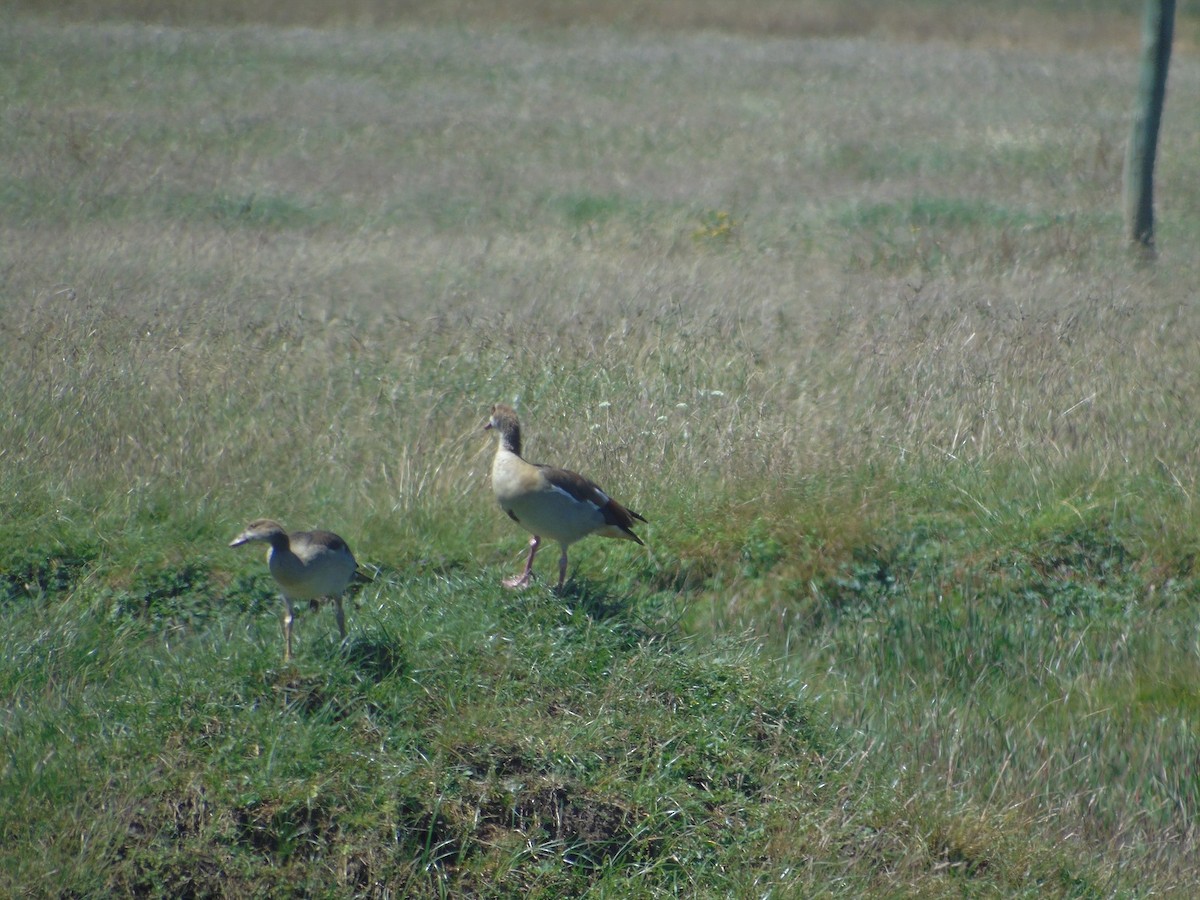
[0,557,1123,896]
[4,4,1200,895]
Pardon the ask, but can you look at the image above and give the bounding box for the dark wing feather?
[537,463,646,540]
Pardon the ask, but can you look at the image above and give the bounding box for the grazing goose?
[486,403,646,590]
[229,519,357,661]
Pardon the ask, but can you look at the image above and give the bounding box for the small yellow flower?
[693,210,737,243]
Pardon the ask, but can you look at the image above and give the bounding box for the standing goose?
[229,519,357,661]
[486,403,646,590]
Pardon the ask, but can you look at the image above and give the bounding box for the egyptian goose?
[229,519,357,661]
[486,403,646,590]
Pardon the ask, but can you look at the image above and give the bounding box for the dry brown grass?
[10,0,1184,52]
[4,15,1200,540]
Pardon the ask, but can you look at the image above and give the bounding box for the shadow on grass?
[554,579,680,649]
[557,579,628,622]
[344,632,408,683]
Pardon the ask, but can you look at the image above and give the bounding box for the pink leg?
[503,536,541,589]
[556,545,569,590]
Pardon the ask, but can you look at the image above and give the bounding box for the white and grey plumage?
[229,518,357,660]
[486,403,645,590]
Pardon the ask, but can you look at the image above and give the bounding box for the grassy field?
[4,2,1200,895]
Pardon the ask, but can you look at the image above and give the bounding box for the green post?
[1123,0,1175,253]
